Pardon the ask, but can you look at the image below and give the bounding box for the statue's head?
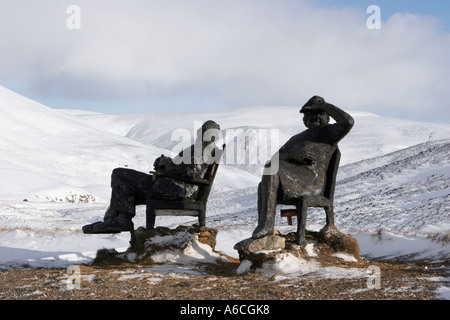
[300,95,330,129]
[201,120,220,132]
[196,120,221,142]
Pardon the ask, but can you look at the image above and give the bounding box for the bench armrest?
[149,171,212,186]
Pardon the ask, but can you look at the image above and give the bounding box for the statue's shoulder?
[286,129,309,142]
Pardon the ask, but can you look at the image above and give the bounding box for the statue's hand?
[300,103,326,114]
[288,156,316,166]
[154,155,176,173]
[153,155,164,169]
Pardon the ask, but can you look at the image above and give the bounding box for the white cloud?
[0,0,449,122]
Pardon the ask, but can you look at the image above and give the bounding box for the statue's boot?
[103,206,117,221]
[252,219,275,239]
[252,178,277,239]
[82,213,134,234]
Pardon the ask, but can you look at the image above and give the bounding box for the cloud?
[0,0,449,122]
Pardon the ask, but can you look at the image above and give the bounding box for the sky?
[0,0,449,124]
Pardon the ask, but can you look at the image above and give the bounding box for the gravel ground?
[0,258,448,301]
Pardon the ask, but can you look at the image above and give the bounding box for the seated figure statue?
[83,120,221,234]
[252,96,354,240]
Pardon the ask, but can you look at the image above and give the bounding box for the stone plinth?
[234,225,361,274]
[92,224,219,266]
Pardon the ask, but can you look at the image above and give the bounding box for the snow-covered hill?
[204,139,450,256]
[0,86,164,202]
[0,86,257,202]
[72,106,450,169]
[336,139,449,234]
[0,86,449,296]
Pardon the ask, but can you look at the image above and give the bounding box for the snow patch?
[332,252,358,262]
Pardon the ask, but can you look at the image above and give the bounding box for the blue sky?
[0,0,449,123]
[315,0,449,28]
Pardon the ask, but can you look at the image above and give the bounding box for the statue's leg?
[82,168,150,234]
[296,199,308,246]
[146,198,156,230]
[252,174,279,239]
[106,168,150,219]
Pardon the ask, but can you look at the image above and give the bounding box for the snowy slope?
[204,140,450,232]
[0,86,257,202]
[0,86,449,292]
[207,139,450,263]
[73,107,450,169]
[336,139,449,232]
[0,86,167,201]
[0,139,447,271]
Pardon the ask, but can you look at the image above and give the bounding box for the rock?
[317,224,360,257]
[234,235,285,254]
[233,235,285,269]
[198,230,211,244]
[234,226,362,275]
[196,227,218,248]
[200,230,211,237]
[92,248,127,266]
[92,224,220,266]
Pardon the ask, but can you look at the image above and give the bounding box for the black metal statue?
[82,120,221,234]
[252,96,354,243]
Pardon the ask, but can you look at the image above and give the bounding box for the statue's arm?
[325,103,354,127]
[322,103,354,142]
[153,156,205,182]
[153,155,176,174]
[154,143,194,175]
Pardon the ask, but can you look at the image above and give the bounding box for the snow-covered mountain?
[204,138,450,232]
[6,81,449,204]
[0,86,258,202]
[318,139,448,233]
[0,86,162,201]
[0,85,449,280]
[73,105,450,168]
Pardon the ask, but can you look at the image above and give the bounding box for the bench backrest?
[322,147,341,201]
[195,145,224,202]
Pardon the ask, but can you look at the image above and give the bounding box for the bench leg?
[296,199,308,246]
[146,202,156,230]
[325,206,334,226]
[198,207,206,227]
[146,215,155,230]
